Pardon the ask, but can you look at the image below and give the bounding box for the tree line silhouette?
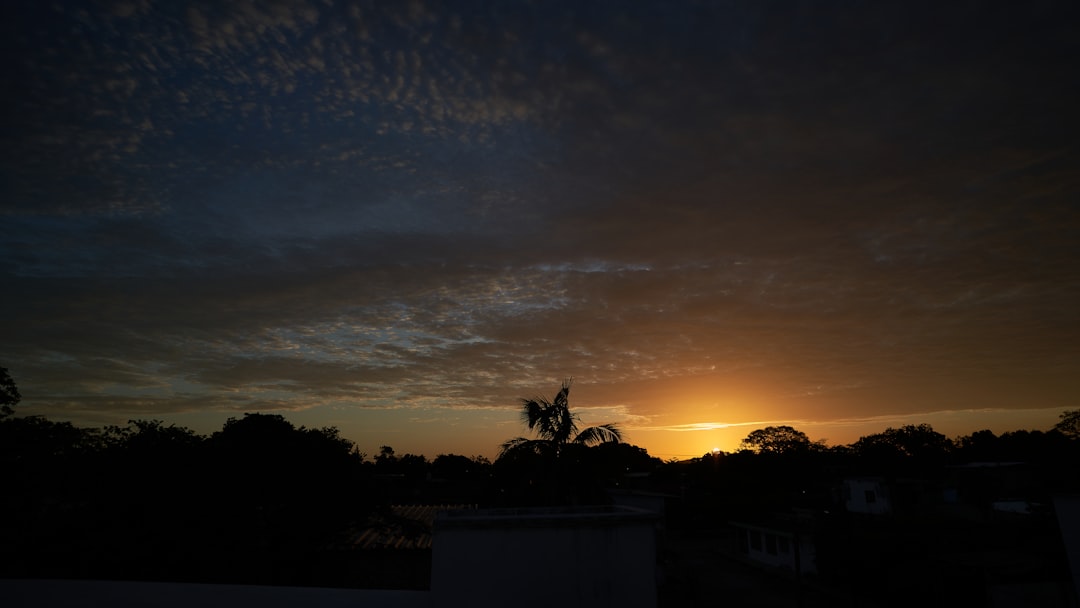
[652,418,1080,534]
[2,367,1078,590]
[0,369,652,585]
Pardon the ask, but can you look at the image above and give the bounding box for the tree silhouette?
[740,425,820,454]
[852,424,953,475]
[375,445,398,470]
[0,409,377,585]
[0,366,21,418]
[955,429,1001,461]
[498,378,622,458]
[431,454,488,480]
[1053,409,1080,439]
[494,379,623,506]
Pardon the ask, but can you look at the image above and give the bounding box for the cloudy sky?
[2,0,1078,459]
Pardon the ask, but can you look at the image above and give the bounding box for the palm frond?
[553,378,572,408]
[553,403,578,444]
[498,437,554,460]
[510,378,598,447]
[498,436,531,459]
[573,423,622,446]
[520,398,546,431]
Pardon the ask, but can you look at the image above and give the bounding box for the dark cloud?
[2,1,1078,453]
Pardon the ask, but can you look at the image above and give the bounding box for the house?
[730,516,817,575]
[943,462,1034,519]
[842,477,892,515]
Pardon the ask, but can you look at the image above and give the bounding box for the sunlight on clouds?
[3,1,1077,462]
[632,421,779,433]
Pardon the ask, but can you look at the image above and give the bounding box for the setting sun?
[1,0,1076,468]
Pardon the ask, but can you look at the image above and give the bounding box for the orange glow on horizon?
[620,406,1067,462]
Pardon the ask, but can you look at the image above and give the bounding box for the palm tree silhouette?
[499,378,622,458]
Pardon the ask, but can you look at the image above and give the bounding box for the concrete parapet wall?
[431,505,659,608]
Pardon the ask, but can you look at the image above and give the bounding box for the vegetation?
[494,379,637,505]
[0,365,20,417]
[1053,408,1080,439]
[498,378,622,458]
[2,365,1079,599]
[0,412,371,586]
[739,425,821,454]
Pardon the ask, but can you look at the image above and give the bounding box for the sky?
[2,0,1078,460]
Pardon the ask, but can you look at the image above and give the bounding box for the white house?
[730,520,817,575]
[842,477,893,515]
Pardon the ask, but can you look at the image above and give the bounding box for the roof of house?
[333,504,476,550]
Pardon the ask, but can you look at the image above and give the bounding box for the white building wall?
[844,478,892,515]
[734,524,816,575]
[431,506,659,608]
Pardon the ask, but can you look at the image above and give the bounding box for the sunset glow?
[2,1,1078,461]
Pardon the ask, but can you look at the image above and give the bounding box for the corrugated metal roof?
[333,504,475,551]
